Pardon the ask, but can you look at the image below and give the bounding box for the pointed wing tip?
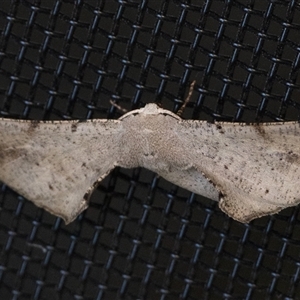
[219,196,284,223]
[35,197,89,225]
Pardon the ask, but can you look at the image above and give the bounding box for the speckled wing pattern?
[0,104,300,223]
[0,118,121,223]
[175,120,300,222]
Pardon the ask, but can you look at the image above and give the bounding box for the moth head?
[140,104,181,120]
[120,103,181,120]
[140,103,162,115]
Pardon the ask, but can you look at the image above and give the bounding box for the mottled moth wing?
[0,118,121,223]
[177,120,300,222]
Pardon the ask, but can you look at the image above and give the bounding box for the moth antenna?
[110,100,128,114]
[177,80,196,117]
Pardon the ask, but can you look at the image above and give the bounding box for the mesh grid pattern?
[0,1,300,299]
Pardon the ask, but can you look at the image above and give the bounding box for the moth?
[0,104,299,224]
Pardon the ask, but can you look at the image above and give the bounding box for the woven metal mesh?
[0,1,300,299]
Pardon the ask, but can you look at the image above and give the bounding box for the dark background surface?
[0,1,300,299]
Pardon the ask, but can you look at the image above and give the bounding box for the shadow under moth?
[0,103,300,224]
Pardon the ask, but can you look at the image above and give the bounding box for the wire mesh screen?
[0,1,300,299]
